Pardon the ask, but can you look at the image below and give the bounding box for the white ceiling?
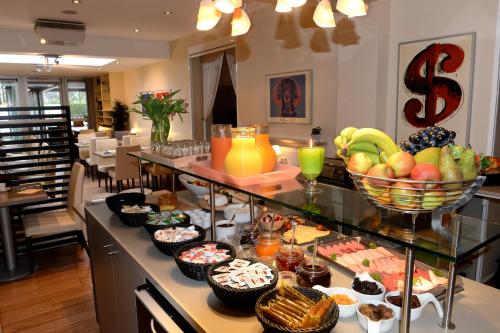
[0,0,200,41]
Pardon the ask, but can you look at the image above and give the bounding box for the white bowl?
[384,291,444,322]
[351,279,386,303]
[215,220,237,241]
[313,286,359,318]
[179,174,209,198]
[223,203,258,224]
[356,301,395,333]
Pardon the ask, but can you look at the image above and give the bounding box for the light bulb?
[231,7,251,36]
[336,0,367,18]
[313,0,336,28]
[197,0,222,31]
[275,0,292,13]
[215,0,235,13]
[288,0,307,7]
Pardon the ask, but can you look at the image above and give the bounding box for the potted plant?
[112,100,130,131]
[130,90,188,149]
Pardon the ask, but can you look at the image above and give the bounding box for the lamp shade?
[313,0,336,28]
[288,0,307,7]
[197,0,222,31]
[215,0,236,13]
[275,0,292,13]
[231,7,251,36]
[336,0,367,17]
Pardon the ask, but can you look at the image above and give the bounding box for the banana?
[340,127,358,144]
[350,150,380,164]
[379,151,388,163]
[348,128,400,157]
[334,136,342,150]
[348,142,379,155]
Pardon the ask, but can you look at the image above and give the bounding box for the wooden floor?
[0,245,100,333]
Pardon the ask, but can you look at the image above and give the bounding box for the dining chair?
[85,137,108,181]
[23,162,87,273]
[77,133,96,169]
[107,145,141,193]
[79,129,95,134]
[95,138,118,191]
[130,135,151,148]
[121,135,132,146]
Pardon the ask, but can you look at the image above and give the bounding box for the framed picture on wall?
[266,70,312,124]
[396,32,475,145]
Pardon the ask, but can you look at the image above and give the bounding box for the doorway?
[190,47,237,141]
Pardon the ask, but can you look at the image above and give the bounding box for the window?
[68,81,89,125]
[0,79,18,108]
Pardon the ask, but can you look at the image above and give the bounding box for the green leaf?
[368,242,378,249]
[431,268,445,277]
[330,253,337,261]
[370,272,382,283]
[362,258,370,267]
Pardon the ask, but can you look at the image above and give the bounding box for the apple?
[410,164,441,189]
[421,187,446,209]
[387,151,416,178]
[347,152,373,175]
[362,177,391,205]
[366,164,395,186]
[390,181,418,210]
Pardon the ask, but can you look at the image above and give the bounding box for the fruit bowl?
[347,169,485,214]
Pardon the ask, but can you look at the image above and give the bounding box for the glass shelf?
[131,151,500,263]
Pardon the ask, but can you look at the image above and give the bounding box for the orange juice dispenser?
[224,127,263,177]
[210,124,232,171]
[254,125,277,173]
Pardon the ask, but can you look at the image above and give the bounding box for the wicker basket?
[347,169,485,214]
[255,286,339,333]
[174,241,236,281]
[206,258,278,309]
[116,204,160,227]
[106,193,145,214]
[152,224,206,256]
[144,214,190,235]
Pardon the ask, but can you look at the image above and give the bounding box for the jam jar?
[275,244,304,272]
[240,224,262,245]
[296,259,331,288]
[254,232,281,261]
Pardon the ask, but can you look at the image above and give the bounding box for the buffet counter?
[86,203,500,333]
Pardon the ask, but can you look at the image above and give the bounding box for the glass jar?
[254,232,281,261]
[296,259,331,288]
[210,124,232,171]
[224,127,263,177]
[275,244,304,272]
[254,125,277,173]
[240,223,262,245]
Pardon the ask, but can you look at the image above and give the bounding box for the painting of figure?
[266,70,312,124]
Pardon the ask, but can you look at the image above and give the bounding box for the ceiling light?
[336,0,367,18]
[231,7,251,37]
[164,11,172,15]
[197,0,222,31]
[134,28,140,32]
[275,0,292,13]
[214,0,240,13]
[40,38,47,45]
[313,0,336,28]
[0,54,115,67]
[72,0,81,3]
[288,0,307,7]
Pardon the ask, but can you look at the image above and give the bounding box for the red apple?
[366,164,395,186]
[410,164,441,189]
[387,151,416,178]
[390,181,418,210]
[421,187,446,209]
[347,152,373,175]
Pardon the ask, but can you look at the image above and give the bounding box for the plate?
[85,192,114,204]
[120,188,153,196]
[198,199,226,211]
[0,187,11,192]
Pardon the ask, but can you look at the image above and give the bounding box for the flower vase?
[150,119,170,151]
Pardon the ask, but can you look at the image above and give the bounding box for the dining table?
[0,185,47,281]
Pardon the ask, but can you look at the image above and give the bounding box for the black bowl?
[174,241,236,281]
[207,258,278,309]
[152,224,206,256]
[116,204,159,227]
[255,286,339,333]
[106,193,145,214]
[144,213,191,236]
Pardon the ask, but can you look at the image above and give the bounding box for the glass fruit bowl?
[347,169,485,214]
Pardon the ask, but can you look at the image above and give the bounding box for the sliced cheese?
[282,225,329,244]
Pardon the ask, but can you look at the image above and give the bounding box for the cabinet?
[88,218,144,333]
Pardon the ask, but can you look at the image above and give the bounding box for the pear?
[439,146,464,189]
[449,144,465,160]
[458,148,478,180]
[414,147,441,166]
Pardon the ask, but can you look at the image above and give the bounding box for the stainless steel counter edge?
[86,204,500,333]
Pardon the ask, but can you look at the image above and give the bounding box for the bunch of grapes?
[400,126,456,155]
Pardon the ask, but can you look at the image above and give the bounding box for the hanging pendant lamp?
[275,0,292,13]
[336,0,367,18]
[231,7,251,36]
[313,0,336,28]
[215,0,239,13]
[197,0,222,31]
